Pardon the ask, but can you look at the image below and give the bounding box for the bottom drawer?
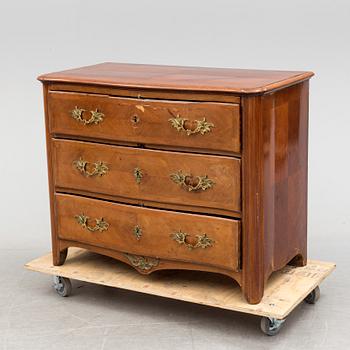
[55,194,240,271]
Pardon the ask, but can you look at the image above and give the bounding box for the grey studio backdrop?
[0,1,349,349]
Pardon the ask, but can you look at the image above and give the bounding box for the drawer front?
[52,139,241,214]
[48,91,240,154]
[56,194,240,271]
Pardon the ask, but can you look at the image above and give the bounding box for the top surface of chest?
[38,62,313,94]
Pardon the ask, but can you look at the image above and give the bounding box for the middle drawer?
[52,139,241,215]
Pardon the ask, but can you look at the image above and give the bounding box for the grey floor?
[0,231,349,350]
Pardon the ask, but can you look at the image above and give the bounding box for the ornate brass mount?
[171,231,214,250]
[170,171,214,192]
[124,253,159,271]
[71,106,105,125]
[133,167,143,184]
[75,214,109,232]
[133,225,142,240]
[73,158,109,177]
[168,114,214,136]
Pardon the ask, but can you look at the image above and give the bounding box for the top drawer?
[48,91,241,154]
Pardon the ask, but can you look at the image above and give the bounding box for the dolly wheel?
[53,276,72,297]
[304,286,320,304]
[260,317,285,336]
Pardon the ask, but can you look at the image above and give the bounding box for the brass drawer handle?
[171,230,214,250]
[75,214,109,232]
[170,170,214,192]
[168,114,214,136]
[71,106,105,125]
[73,158,109,177]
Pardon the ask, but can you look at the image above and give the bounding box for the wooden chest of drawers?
[39,63,313,304]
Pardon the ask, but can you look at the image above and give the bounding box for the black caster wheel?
[304,286,320,304]
[260,317,286,336]
[53,276,72,297]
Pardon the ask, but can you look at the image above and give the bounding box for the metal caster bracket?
[260,317,286,336]
[53,276,72,297]
[304,286,320,304]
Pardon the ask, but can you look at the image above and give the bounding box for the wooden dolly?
[25,248,335,336]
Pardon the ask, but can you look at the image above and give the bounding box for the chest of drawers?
[39,63,313,304]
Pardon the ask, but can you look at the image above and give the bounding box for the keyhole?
[131,115,140,124]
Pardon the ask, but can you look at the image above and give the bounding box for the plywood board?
[25,248,335,319]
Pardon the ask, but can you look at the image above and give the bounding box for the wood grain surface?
[48,82,241,104]
[48,91,241,154]
[25,248,335,319]
[55,194,240,271]
[52,139,241,215]
[38,62,314,94]
[241,82,309,304]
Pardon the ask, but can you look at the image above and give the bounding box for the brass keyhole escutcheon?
[134,167,143,184]
[131,115,140,124]
[133,225,142,240]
